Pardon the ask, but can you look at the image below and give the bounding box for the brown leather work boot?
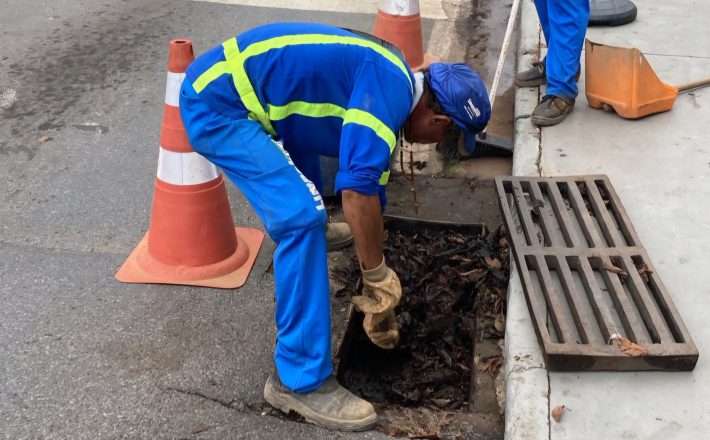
[514,58,581,88]
[514,59,547,87]
[326,222,353,251]
[531,95,575,126]
[263,373,377,431]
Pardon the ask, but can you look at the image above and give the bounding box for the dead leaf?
[485,256,502,269]
[476,355,503,375]
[494,313,506,333]
[475,358,492,373]
[635,262,653,283]
[551,405,566,423]
[613,336,648,357]
[603,261,627,277]
[456,362,471,371]
[458,268,485,278]
[38,135,49,142]
[191,424,210,434]
[449,233,466,244]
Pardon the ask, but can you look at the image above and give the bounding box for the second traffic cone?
[373,0,434,70]
[116,39,264,289]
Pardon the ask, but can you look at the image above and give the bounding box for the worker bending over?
[180,22,490,431]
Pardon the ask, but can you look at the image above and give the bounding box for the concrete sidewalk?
[505,0,710,439]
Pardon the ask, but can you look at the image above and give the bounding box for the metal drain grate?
[495,175,698,371]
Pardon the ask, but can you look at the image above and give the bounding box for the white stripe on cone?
[157,147,219,185]
[165,72,186,107]
[379,0,419,15]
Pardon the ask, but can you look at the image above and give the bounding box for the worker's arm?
[335,61,410,266]
[341,189,383,270]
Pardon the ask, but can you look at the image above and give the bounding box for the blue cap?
[426,63,491,153]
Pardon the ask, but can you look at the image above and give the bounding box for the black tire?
[588,0,638,27]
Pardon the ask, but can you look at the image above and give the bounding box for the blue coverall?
[534,0,590,100]
[179,23,415,393]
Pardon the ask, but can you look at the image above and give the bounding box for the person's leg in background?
[544,0,589,101]
[532,0,590,126]
[514,0,550,87]
[534,0,551,44]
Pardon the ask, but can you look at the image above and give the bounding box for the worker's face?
[403,93,458,144]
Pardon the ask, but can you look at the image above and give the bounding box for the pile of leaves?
[337,224,509,411]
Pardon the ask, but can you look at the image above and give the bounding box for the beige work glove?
[351,257,403,349]
[363,309,400,349]
[351,257,402,314]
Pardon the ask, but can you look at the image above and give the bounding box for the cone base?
[116,227,264,289]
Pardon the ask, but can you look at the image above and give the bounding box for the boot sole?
[326,236,354,252]
[514,74,581,88]
[514,77,546,88]
[531,113,570,126]
[264,379,377,432]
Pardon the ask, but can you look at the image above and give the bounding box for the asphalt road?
[0,1,438,438]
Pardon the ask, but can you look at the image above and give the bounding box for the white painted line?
[190,0,446,20]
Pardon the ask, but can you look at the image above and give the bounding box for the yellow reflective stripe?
[222,38,277,135]
[379,170,391,185]
[343,109,397,153]
[192,61,229,93]
[269,101,346,121]
[241,34,412,92]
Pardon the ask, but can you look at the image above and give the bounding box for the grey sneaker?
[531,95,575,126]
[263,373,377,432]
[514,58,581,88]
[326,222,353,251]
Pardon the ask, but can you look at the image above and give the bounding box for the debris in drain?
[335,224,510,416]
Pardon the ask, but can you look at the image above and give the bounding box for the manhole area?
[332,219,509,438]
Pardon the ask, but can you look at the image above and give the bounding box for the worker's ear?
[430,114,452,126]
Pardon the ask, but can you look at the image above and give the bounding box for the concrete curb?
[504,0,550,439]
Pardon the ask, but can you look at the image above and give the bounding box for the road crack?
[162,386,262,414]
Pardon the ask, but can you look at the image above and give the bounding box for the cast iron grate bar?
[495,175,698,371]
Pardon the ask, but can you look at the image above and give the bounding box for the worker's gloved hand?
[351,257,402,349]
[351,257,402,314]
[363,309,399,349]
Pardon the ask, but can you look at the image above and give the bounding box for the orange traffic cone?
[116,39,264,289]
[372,0,435,70]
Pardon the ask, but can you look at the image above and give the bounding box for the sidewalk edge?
[504,1,550,439]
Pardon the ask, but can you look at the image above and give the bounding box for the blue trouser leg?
[534,0,589,100]
[179,81,332,393]
[534,0,551,45]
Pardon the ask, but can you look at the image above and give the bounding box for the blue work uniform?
[179,23,415,393]
[534,0,590,100]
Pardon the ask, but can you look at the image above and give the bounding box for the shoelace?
[540,94,558,106]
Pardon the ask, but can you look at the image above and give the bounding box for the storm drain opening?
[332,217,509,438]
